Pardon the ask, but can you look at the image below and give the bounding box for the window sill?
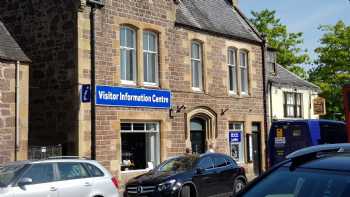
[229,91,238,96]
[143,82,159,88]
[192,87,203,92]
[121,80,137,86]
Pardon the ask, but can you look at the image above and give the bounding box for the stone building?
[0,0,266,182]
[0,21,30,164]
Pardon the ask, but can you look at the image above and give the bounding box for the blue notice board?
[95,85,171,109]
[229,132,241,143]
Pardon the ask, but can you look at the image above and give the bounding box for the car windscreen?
[0,164,27,187]
[242,166,350,197]
[156,156,199,172]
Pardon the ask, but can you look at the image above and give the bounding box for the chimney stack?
[232,0,238,7]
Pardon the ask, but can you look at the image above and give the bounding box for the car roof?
[283,154,350,172]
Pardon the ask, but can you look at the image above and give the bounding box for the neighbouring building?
[0,21,30,164]
[266,49,321,125]
[0,0,266,183]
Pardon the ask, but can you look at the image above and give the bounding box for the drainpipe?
[87,0,104,160]
[15,61,20,160]
[261,38,268,171]
[90,5,97,160]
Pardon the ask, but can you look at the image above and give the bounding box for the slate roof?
[0,21,30,62]
[175,0,262,43]
[269,63,320,91]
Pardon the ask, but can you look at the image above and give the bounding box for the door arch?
[185,107,217,152]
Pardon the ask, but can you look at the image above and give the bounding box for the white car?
[0,157,119,197]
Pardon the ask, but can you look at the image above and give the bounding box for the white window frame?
[143,31,159,87]
[191,41,203,91]
[229,122,245,163]
[120,122,160,173]
[228,48,238,95]
[120,26,137,85]
[239,51,249,95]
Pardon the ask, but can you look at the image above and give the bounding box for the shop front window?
[121,122,160,172]
[229,122,245,163]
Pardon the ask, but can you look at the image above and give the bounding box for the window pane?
[125,50,135,81]
[240,52,246,67]
[121,49,126,80]
[22,164,54,184]
[121,123,131,131]
[191,43,199,59]
[133,123,145,131]
[126,28,135,48]
[143,32,148,50]
[228,49,235,65]
[229,66,237,92]
[149,33,156,52]
[241,67,247,92]
[198,157,214,170]
[57,163,89,180]
[192,60,199,87]
[147,53,156,82]
[120,28,126,47]
[146,123,157,132]
[143,53,148,82]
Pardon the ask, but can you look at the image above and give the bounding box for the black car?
[238,143,350,197]
[124,153,247,197]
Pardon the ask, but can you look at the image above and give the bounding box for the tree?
[249,9,309,78]
[309,21,350,120]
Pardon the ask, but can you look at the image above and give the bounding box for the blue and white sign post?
[95,85,171,109]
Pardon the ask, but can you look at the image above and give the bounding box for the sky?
[240,0,350,68]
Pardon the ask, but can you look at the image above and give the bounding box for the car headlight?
[157,179,178,192]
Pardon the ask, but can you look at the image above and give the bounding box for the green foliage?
[249,9,309,78]
[309,21,350,120]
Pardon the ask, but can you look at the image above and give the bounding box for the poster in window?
[230,143,240,160]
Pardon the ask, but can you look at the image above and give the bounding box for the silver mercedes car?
[0,157,119,197]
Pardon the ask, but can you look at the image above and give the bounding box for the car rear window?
[57,163,89,180]
[243,167,350,197]
[84,163,104,177]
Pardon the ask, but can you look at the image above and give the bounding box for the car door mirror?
[18,177,33,187]
[196,168,205,174]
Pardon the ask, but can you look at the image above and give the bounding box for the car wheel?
[233,178,245,195]
[180,185,191,197]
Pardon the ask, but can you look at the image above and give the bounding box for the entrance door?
[252,123,262,175]
[190,118,206,154]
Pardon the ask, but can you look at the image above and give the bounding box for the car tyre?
[180,185,191,197]
[233,178,245,196]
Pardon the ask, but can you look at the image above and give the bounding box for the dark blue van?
[268,119,348,166]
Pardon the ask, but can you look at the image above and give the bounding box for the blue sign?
[229,132,241,143]
[95,85,171,109]
[81,84,91,103]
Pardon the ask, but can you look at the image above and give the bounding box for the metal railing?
[28,145,62,160]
